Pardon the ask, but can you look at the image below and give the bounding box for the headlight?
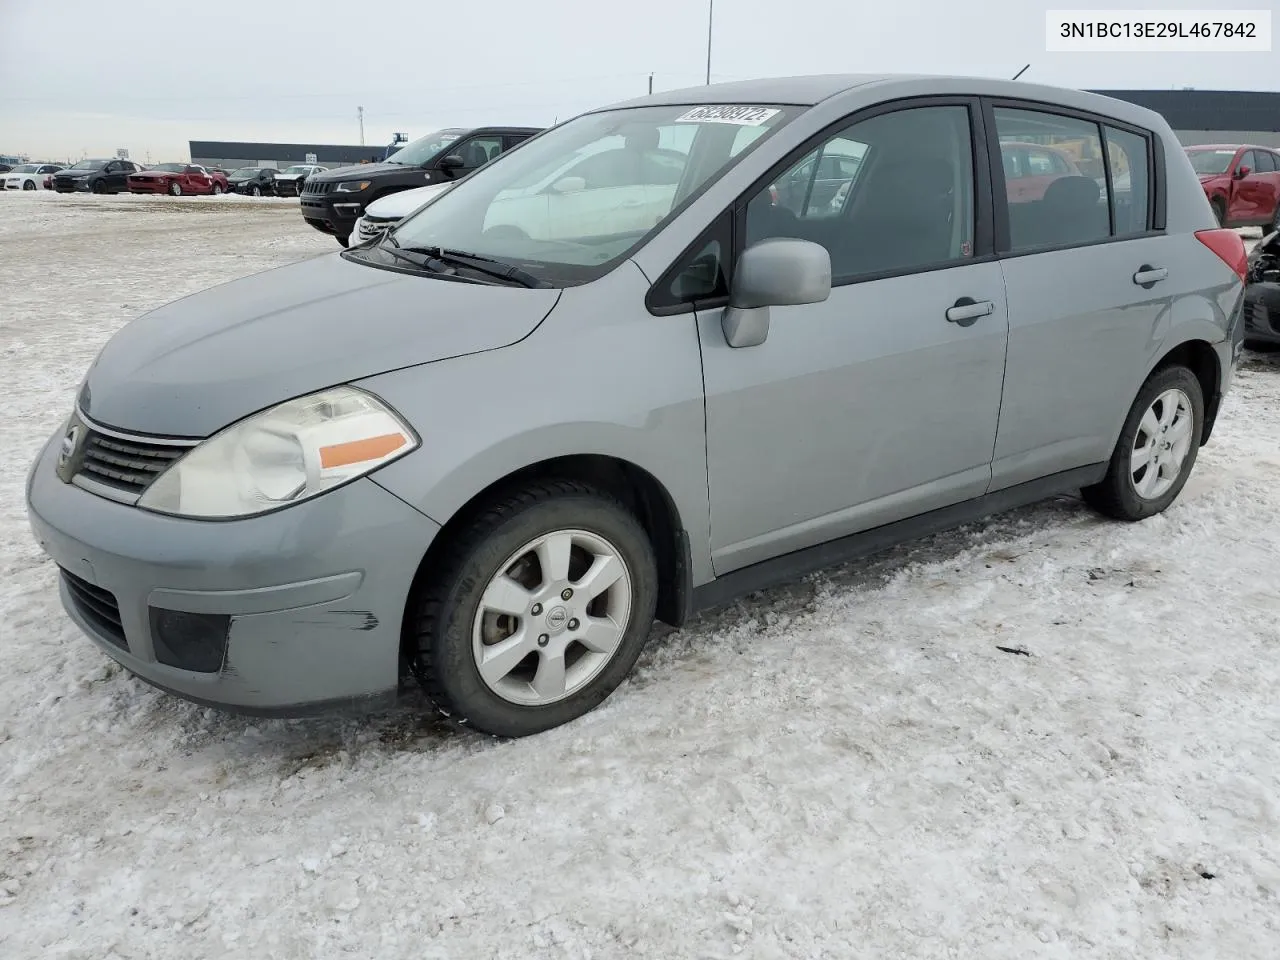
[137,386,418,519]
[335,180,371,193]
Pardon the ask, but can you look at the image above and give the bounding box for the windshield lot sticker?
[675,105,780,126]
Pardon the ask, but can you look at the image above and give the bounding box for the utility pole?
[357,106,365,146]
[705,0,714,84]
[648,72,654,95]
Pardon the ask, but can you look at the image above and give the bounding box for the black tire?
[410,480,659,738]
[22,180,35,191]
[211,183,222,195]
[336,234,350,248]
[251,184,261,197]
[1211,197,1227,227]
[1082,365,1204,521]
[169,181,182,196]
[91,179,106,194]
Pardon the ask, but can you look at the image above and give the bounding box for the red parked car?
[127,163,229,196]
[1185,144,1280,233]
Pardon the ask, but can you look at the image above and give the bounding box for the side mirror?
[439,155,465,171]
[722,238,831,348]
[1235,166,1251,179]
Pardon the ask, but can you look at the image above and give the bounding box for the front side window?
[386,103,796,284]
[744,105,974,280]
[1239,151,1259,175]
[993,107,1108,250]
[1257,151,1278,173]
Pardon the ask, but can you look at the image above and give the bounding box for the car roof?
[595,74,1169,130]
[1185,144,1248,151]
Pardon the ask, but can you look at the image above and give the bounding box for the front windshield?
[387,104,796,284]
[148,163,185,172]
[70,159,108,170]
[385,130,467,166]
[1185,149,1237,175]
[230,167,258,178]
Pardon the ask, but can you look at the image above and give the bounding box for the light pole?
[705,0,714,84]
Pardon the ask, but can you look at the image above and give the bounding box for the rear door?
[694,98,1010,573]
[988,100,1170,489]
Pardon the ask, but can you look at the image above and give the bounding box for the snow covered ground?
[1,192,1278,959]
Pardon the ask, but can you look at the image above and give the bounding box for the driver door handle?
[946,297,994,327]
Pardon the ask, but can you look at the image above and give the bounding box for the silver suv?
[27,75,1248,737]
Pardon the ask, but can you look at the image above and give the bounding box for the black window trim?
[982,96,1165,258]
[645,95,996,317]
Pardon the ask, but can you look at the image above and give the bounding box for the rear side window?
[1255,151,1277,173]
[993,107,1108,251]
[1103,125,1151,236]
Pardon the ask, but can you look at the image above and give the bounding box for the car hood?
[81,253,561,437]
[365,183,451,219]
[56,169,96,177]
[132,170,175,177]
[313,161,405,181]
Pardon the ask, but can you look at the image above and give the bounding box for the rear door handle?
[946,297,994,327]
[1133,265,1168,288]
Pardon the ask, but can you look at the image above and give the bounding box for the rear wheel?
[1082,365,1204,521]
[211,183,222,195]
[409,480,658,738]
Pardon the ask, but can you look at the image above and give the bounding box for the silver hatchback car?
[27,75,1248,737]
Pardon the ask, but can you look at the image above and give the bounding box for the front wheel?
[336,234,350,248]
[1082,365,1204,521]
[169,181,182,196]
[22,180,36,191]
[91,179,106,194]
[409,481,658,738]
[251,184,262,197]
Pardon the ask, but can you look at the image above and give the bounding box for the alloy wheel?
[1130,387,1194,500]
[471,528,633,706]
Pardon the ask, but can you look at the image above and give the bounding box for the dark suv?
[301,126,541,246]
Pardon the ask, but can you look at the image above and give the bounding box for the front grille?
[61,569,127,650]
[304,181,333,195]
[77,430,190,495]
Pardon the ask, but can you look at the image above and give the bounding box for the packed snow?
[0,192,1277,959]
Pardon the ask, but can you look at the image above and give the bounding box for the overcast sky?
[1,0,1275,161]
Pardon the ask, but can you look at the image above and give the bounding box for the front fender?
[358,262,715,587]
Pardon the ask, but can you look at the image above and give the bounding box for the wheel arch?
[398,453,694,673]
[1150,337,1222,444]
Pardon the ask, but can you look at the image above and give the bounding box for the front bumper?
[301,193,365,238]
[275,179,303,196]
[53,180,90,193]
[25,431,440,715]
[1244,282,1280,346]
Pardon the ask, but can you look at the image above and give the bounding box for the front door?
[698,101,1009,574]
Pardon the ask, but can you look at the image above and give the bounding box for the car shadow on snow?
[125,492,1098,770]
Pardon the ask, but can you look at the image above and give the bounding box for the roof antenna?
[1012,64,1031,81]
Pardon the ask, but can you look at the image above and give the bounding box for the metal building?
[187,141,391,170]
[1090,89,1280,148]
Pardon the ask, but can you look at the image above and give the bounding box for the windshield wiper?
[386,239,547,288]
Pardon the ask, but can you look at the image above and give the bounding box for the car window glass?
[994,106,1108,251]
[1253,151,1276,173]
[1103,125,1150,236]
[453,137,503,167]
[745,104,973,281]
[1240,151,1257,174]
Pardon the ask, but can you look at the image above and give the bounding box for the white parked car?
[3,163,64,191]
[273,164,328,197]
[351,182,453,246]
